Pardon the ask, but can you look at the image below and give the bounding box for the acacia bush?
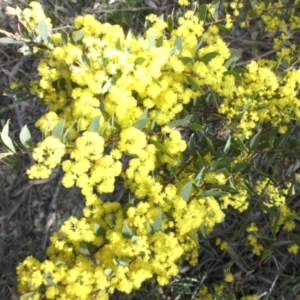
[1,0,300,299]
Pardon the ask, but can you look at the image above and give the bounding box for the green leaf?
[179,56,193,64]
[199,223,206,238]
[113,256,118,265]
[19,44,32,55]
[147,220,154,234]
[250,0,257,9]
[187,229,200,246]
[102,74,121,94]
[19,125,33,149]
[193,38,204,61]
[45,272,57,286]
[116,38,122,51]
[191,123,203,130]
[80,242,91,255]
[261,127,278,140]
[147,32,156,49]
[243,180,256,193]
[200,190,229,197]
[234,68,247,77]
[45,120,50,137]
[167,115,193,128]
[1,120,16,152]
[101,113,114,137]
[195,152,205,169]
[229,177,237,191]
[22,292,36,298]
[216,158,235,169]
[152,76,162,88]
[224,56,239,69]
[249,130,261,150]
[134,57,146,65]
[0,37,24,44]
[198,4,207,21]
[167,15,174,32]
[119,256,129,266]
[273,240,292,247]
[272,212,281,236]
[188,133,195,155]
[223,135,231,154]
[194,166,206,187]
[74,29,84,43]
[235,136,248,152]
[123,201,135,218]
[125,30,132,53]
[204,135,217,156]
[153,212,163,231]
[199,51,219,65]
[261,249,272,261]
[223,70,242,81]
[38,18,48,42]
[97,290,106,297]
[61,30,68,45]
[216,23,231,34]
[139,109,148,120]
[79,53,91,68]
[186,76,203,92]
[242,101,252,112]
[131,235,139,243]
[174,36,183,53]
[150,138,173,158]
[122,221,133,238]
[151,110,160,131]
[180,181,193,202]
[62,124,74,143]
[210,184,237,193]
[210,157,223,171]
[94,223,106,236]
[156,36,163,47]
[51,119,65,140]
[89,115,101,133]
[211,0,220,20]
[104,269,115,277]
[133,119,149,131]
[287,232,300,247]
[264,0,271,8]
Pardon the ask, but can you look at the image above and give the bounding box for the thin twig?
[235,50,277,66]
[42,175,63,250]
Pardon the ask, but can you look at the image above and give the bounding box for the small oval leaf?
[1,120,16,152]
[19,125,33,149]
[51,120,65,140]
[180,181,193,202]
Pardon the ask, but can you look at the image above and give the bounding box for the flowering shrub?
[1,0,300,299]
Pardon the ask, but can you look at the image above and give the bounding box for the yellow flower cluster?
[272,205,297,232]
[27,136,65,179]
[224,272,234,283]
[255,179,286,208]
[247,234,264,256]
[21,2,52,36]
[215,238,229,251]
[287,243,299,254]
[15,1,300,299]
[254,1,300,64]
[219,58,300,137]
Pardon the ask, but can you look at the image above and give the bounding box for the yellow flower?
[224,272,234,283]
